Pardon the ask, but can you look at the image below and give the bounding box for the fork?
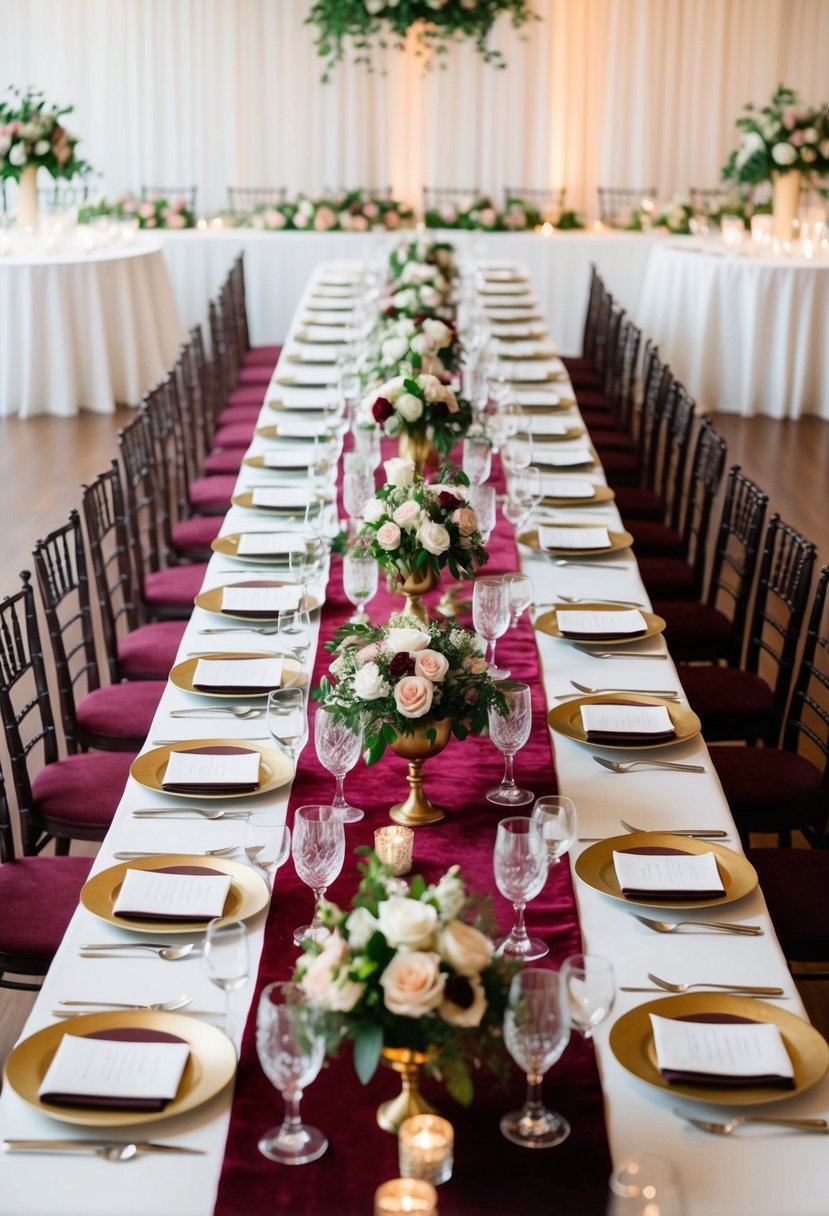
[113,846,241,860]
[647,972,784,995]
[198,627,280,635]
[132,807,252,821]
[151,737,270,745]
[552,560,628,571]
[572,681,679,697]
[619,818,727,838]
[593,756,706,775]
[577,648,668,660]
[555,595,646,608]
[55,995,193,1012]
[168,707,266,719]
[633,914,763,936]
[679,1112,829,1136]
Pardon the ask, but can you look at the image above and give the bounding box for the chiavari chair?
[596,185,657,227]
[140,184,198,212]
[612,344,676,522]
[227,253,283,370]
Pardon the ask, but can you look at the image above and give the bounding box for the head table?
[0,258,827,1216]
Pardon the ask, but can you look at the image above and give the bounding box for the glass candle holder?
[374,826,414,876]
[398,1115,454,1186]
[374,1178,438,1216]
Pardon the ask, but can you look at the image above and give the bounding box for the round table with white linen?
[0,243,186,418]
[636,243,829,420]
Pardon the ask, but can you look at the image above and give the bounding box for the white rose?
[353,661,391,700]
[362,497,387,524]
[345,905,379,948]
[736,130,765,168]
[410,333,433,356]
[396,392,424,422]
[376,521,402,551]
[301,933,365,1012]
[422,318,452,348]
[392,500,424,531]
[439,974,488,1027]
[381,336,409,364]
[378,896,439,949]
[423,865,465,919]
[34,139,50,156]
[380,950,446,1016]
[9,142,27,167]
[384,626,431,653]
[771,141,797,165]
[416,520,451,556]
[392,288,416,310]
[438,920,493,977]
[365,0,385,13]
[384,456,415,487]
[420,285,440,308]
[383,376,408,404]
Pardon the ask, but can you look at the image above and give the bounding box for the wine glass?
[291,804,345,945]
[314,708,364,823]
[608,1156,686,1216]
[560,954,615,1039]
[501,969,571,1148]
[462,436,492,483]
[492,816,548,960]
[501,426,532,476]
[289,546,310,607]
[504,572,533,628]
[467,483,496,542]
[343,469,374,531]
[531,795,577,866]
[204,919,249,1041]
[267,688,309,768]
[244,811,292,886]
[487,682,533,805]
[342,553,378,624]
[472,575,510,678]
[278,603,313,665]
[256,981,328,1165]
[503,466,542,531]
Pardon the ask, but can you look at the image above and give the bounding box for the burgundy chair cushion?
[680,667,774,741]
[653,601,733,662]
[77,682,165,743]
[172,515,222,553]
[117,621,186,680]
[227,385,266,409]
[0,855,93,964]
[212,421,256,448]
[203,447,245,475]
[244,344,282,366]
[188,476,236,513]
[580,410,625,433]
[615,486,665,521]
[217,405,262,427]
[628,521,684,558]
[144,564,209,609]
[591,430,636,454]
[237,365,273,388]
[713,748,823,822]
[638,557,697,600]
[31,751,135,837]
[602,449,640,485]
[746,848,829,960]
[575,389,613,410]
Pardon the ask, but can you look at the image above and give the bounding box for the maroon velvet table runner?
[214,446,612,1215]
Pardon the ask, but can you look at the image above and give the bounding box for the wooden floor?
[0,406,827,1065]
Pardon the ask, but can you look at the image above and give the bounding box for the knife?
[3,1140,206,1155]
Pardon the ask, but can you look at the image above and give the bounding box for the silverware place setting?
[52,995,193,1014]
[198,627,280,635]
[2,1141,206,1160]
[677,1113,828,1137]
[632,914,763,936]
[131,807,253,821]
[619,973,785,996]
[576,647,669,660]
[113,846,241,861]
[168,707,266,719]
[592,756,706,775]
[578,819,728,842]
[79,943,200,961]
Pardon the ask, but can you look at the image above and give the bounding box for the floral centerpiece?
[389,238,458,283]
[360,376,472,471]
[424,193,541,230]
[0,87,91,226]
[371,314,462,379]
[306,1,539,82]
[78,193,196,229]
[296,849,516,1125]
[248,189,415,232]
[654,196,693,235]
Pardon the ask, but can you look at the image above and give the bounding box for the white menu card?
[251,487,311,510]
[557,609,647,637]
[649,1015,794,1082]
[262,450,313,468]
[583,703,674,737]
[612,850,725,896]
[236,532,305,556]
[39,1036,191,1103]
[540,478,596,498]
[534,448,593,468]
[514,391,561,409]
[539,525,610,550]
[272,418,332,438]
[162,749,261,790]
[221,585,301,614]
[193,657,285,689]
[113,867,233,919]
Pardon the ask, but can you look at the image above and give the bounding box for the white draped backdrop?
[2,0,828,215]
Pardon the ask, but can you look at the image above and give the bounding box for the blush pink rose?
[392,500,423,530]
[357,642,382,661]
[376,521,402,551]
[414,650,449,682]
[452,507,478,535]
[394,675,434,718]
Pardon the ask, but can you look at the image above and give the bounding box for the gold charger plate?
[518,524,633,556]
[548,694,699,752]
[520,425,584,442]
[575,831,752,909]
[499,348,559,361]
[169,651,306,698]
[535,604,666,645]
[242,454,307,473]
[255,424,329,441]
[211,533,299,564]
[81,853,271,932]
[294,329,345,345]
[609,993,829,1106]
[4,1011,238,1128]
[231,491,316,514]
[541,484,615,507]
[195,581,317,619]
[267,399,328,415]
[274,375,335,389]
[129,739,293,800]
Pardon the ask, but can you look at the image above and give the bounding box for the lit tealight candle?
[374,1178,438,1216]
[540,221,554,237]
[398,1115,454,1186]
[374,826,414,876]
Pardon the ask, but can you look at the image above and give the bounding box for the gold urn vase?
[389,717,452,827]
[377,1047,438,1133]
[397,563,440,625]
[398,429,436,476]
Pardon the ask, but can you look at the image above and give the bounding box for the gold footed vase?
[772,170,800,242]
[389,717,452,826]
[397,563,440,625]
[398,429,436,477]
[377,1047,438,1133]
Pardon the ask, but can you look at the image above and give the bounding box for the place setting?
[519,521,634,557]
[129,737,294,802]
[195,577,318,621]
[168,651,306,699]
[230,485,320,515]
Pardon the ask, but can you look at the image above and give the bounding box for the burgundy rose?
[372,396,394,424]
[389,651,416,677]
[443,974,475,1009]
[384,305,396,318]
[438,491,462,511]
[432,402,450,420]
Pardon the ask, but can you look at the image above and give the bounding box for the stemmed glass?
[244,811,292,885]
[472,575,510,678]
[501,425,532,477]
[256,981,328,1165]
[493,816,548,960]
[291,804,345,945]
[467,483,496,543]
[314,708,364,823]
[503,466,542,531]
[343,467,374,533]
[267,688,309,769]
[504,572,533,628]
[204,919,249,1041]
[342,552,378,624]
[560,954,615,1039]
[278,603,313,665]
[462,435,492,483]
[501,970,571,1148]
[531,795,578,866]
[487,682,533,805]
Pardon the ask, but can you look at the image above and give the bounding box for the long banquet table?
[1,258,828,1216]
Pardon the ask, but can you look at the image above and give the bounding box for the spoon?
[55,995,193,1012]
[79,943,200,960]
[646,973,784,996]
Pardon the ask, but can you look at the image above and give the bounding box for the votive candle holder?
[374,1178,438,1216]
[398,1115,454,1186]
[374,826,414,876]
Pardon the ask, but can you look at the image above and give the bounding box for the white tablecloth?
[0,245,185,418]
[636,243,829,419]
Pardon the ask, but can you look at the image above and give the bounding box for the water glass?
[493,816,548,960]
[501,427,532,476]
[501,969,570,1148]
[472,575,510,677]
[467,483,496,542]
[343,553,378,624]
[278,603,313,664]
[244,811,292,886]
[503,465,542,531]
[314,708,364,823]
[291,804,345,945]
[267,687,309,767]
[487,682,533,805]
[256,981,328,1165]
[531,795,577,865]
[608,1156,686,1216]
[343,468,374,529]
[204,919,249,1041]
[504,572,533,627]
[462,436,492,483]
[560,954,615,1039]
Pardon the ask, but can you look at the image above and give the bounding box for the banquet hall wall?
[1,0,827,215]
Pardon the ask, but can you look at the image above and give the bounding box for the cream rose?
[345,905,379,949]
[385,627,431,653]
[376,521,402,551]
[396,392,424,423]
[452,507,478,536]
[353,661,391,700]
[392,500,423,531]
[394,675,434,719]
[416,520,451,556]
[423,865,465,920]
[378,896,439,949]
[438,975,488,1027]
[384,457,415,488]
[438,920,493,976]
[380,950,446,1016]
[301,933,365,1012]
[413,650,449,682]
[362,498,386,524]
[381,336,409,364]
[422,318,452,348]
[410,333,434,356]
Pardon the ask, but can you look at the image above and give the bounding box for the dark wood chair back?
[704,468,769,667]
[784,565,829,841]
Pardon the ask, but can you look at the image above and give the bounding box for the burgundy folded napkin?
[114,865,226,921]
[584,700,676,745]
[563,626,647,640]
[617,846,724,900]
[219,579,290,620]
[161,745,260,794]
[41,1028,189,1112]
[660,1014,795,1089]
[192,680,272,694]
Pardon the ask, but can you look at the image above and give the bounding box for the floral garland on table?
[360,374,472,458]
[313,612,505,762]
[371,314,462,378]
[306,1,539,82]
[296,848,517,1101]
[78,194,196,229]
[0,87,90,182]
[424,194,541,231]
[246,189,415,232]
[389,238,459,282]
[654,196,693,235]
[722,84,829,193]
